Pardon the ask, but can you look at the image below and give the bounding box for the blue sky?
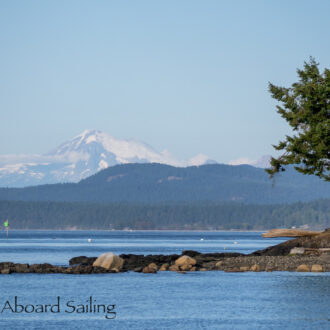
[1,0,329,164]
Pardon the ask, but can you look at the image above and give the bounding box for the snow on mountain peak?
[229,155,271,168]
[188,154,212,166]
[53,129,169,165]
[0,129,216,187]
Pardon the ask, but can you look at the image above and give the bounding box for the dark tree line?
[0,199,328,230]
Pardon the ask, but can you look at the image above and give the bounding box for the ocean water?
[0,231,329,330]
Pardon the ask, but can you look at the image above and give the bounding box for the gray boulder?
[92,253,124,272]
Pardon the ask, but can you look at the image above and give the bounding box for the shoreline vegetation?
[2,229,270,232]
[1,229,329,274]
[0,228,325,233]
[0,198,329,230]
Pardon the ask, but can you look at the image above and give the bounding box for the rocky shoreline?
[1,229,329,274]
[0,251,329,274]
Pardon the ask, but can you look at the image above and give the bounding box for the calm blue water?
[0,231,329,329]
[0,231,285,265]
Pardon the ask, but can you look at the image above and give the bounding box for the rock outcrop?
[250,264,261,272]
[297,264,310,272]
[253,229,330,256]
[92,253,124,272]
[311,264,323,272]
[175,256,196,267]
[1,230,329,274]
[69,256,96,266]
[262,229,321,238]
[142,263,158,274]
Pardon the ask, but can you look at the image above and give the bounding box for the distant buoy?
[88,239,92,243]
[200,238,204,241]
[224,247,227,250]
[234,241,238,244]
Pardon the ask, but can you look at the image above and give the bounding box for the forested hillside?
[0,163,329,204]
[0,199,328,230]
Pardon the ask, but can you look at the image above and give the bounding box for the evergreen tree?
[266,58,330,181]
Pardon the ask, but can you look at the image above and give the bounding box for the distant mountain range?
[0,129,218,187]
[0,163,328,204]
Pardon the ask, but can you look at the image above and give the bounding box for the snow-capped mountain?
[229,155,271,168]
[0,129,214,187]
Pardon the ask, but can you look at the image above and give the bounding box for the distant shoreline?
[2,199,328,232]
[3,229,268,232]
